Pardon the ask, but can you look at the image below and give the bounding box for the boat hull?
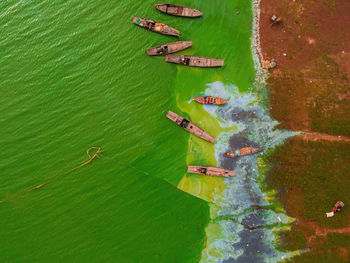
[187,166,236,177]
[132,16,180,37]
[223,147,262,158]
[194,96,228,105]
[166,111,215,143]
[155,4,203,17]
[165,55,224,67]
[147,41,192,56]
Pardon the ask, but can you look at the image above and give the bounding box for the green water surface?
[0,0,254,262]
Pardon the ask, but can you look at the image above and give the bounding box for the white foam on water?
[199,82,298,263]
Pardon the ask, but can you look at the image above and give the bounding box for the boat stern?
[192,9,203,17]
[213,59,224,67]
[155,4,167,13]
[202,133,215,143]
[132,16,142,25]
[164,26,180,37]
[166,111,178,122]
[183,41,192,49]
[224,171,237,177]
[219,98,228,105]
[223,151,235,158]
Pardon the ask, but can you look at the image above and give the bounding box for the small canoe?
[132,16,180,37]
[155,4,203,17]
[165,55,224,67]
[147,41,192,56]
[187,166,237,177]
[166,111,215,143]
[194,96,228,105]
[223,147,262,158]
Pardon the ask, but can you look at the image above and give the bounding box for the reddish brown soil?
[260,0,350,135]
[259,0,350,259]
[297,220,350,248]
[296,132,350,143]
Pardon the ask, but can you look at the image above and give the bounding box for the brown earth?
[296,220,350,248]
[296,132,350,143]
[260,0,350,135]
[259,0,350,260]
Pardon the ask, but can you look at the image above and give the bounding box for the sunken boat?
[132,16,180,37]
[165,55,224,67]
[193,96,228,105]
[155,4,203,17]
[166,111,215,143]
[223,147,262,158]
[187,166,237,177]
[147,41,192,56]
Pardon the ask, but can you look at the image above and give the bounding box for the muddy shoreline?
[259,0,350,261]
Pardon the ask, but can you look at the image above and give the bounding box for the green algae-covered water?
[0,0,256,262]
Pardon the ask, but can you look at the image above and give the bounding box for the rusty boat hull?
[132,16,180,37]
[165,55,224,67]
[166,111,215,143]
[155,4,203,17]
[194,96,228,105]
[146,41,192,56]
[187,166,237,177]
[223,147,262,158]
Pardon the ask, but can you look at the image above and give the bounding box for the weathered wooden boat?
[132,16,180,37]
[187,166,237,177]
[165,55,224,67]
[223,147,262,158]
[194,96,228,105]
[147,41,192,56]
[166,111,215,143]
[155,4,203,17]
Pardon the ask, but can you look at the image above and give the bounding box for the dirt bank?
[260,0,350,135]
[296,132,350,143]
[259,0,350,261]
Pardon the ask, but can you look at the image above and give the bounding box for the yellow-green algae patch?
[178,175,226,203]
[201,222,227,261]
[176,93,234,201]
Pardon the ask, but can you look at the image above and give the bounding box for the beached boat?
[223,147,262,158]
[147,41,192,56]
[132,16,180,37]
[187,166,237,177]
[193,96,228,105]
[166,111,215,143]
[165,55,224,67]
[155,4,203,17]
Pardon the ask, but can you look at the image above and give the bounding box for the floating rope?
[68,146,103,173]
[29,182,48,191]
[27,147,103,192]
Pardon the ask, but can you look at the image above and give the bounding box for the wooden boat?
[165,55,224,67]
[194,96,228,105]
[132,16,180,37]
[223,147,262,158]
[187,166,237,177]
[166,111,215,143]
[155,4,203,17]
[147,41,192,56]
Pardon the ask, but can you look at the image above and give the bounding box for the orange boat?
[223,147,262,158]
[187,166,236,177]
[194,96,228,105]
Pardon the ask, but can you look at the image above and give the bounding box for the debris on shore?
[262,59,277,69]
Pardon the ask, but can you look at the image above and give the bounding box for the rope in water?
[29,146,103,191]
